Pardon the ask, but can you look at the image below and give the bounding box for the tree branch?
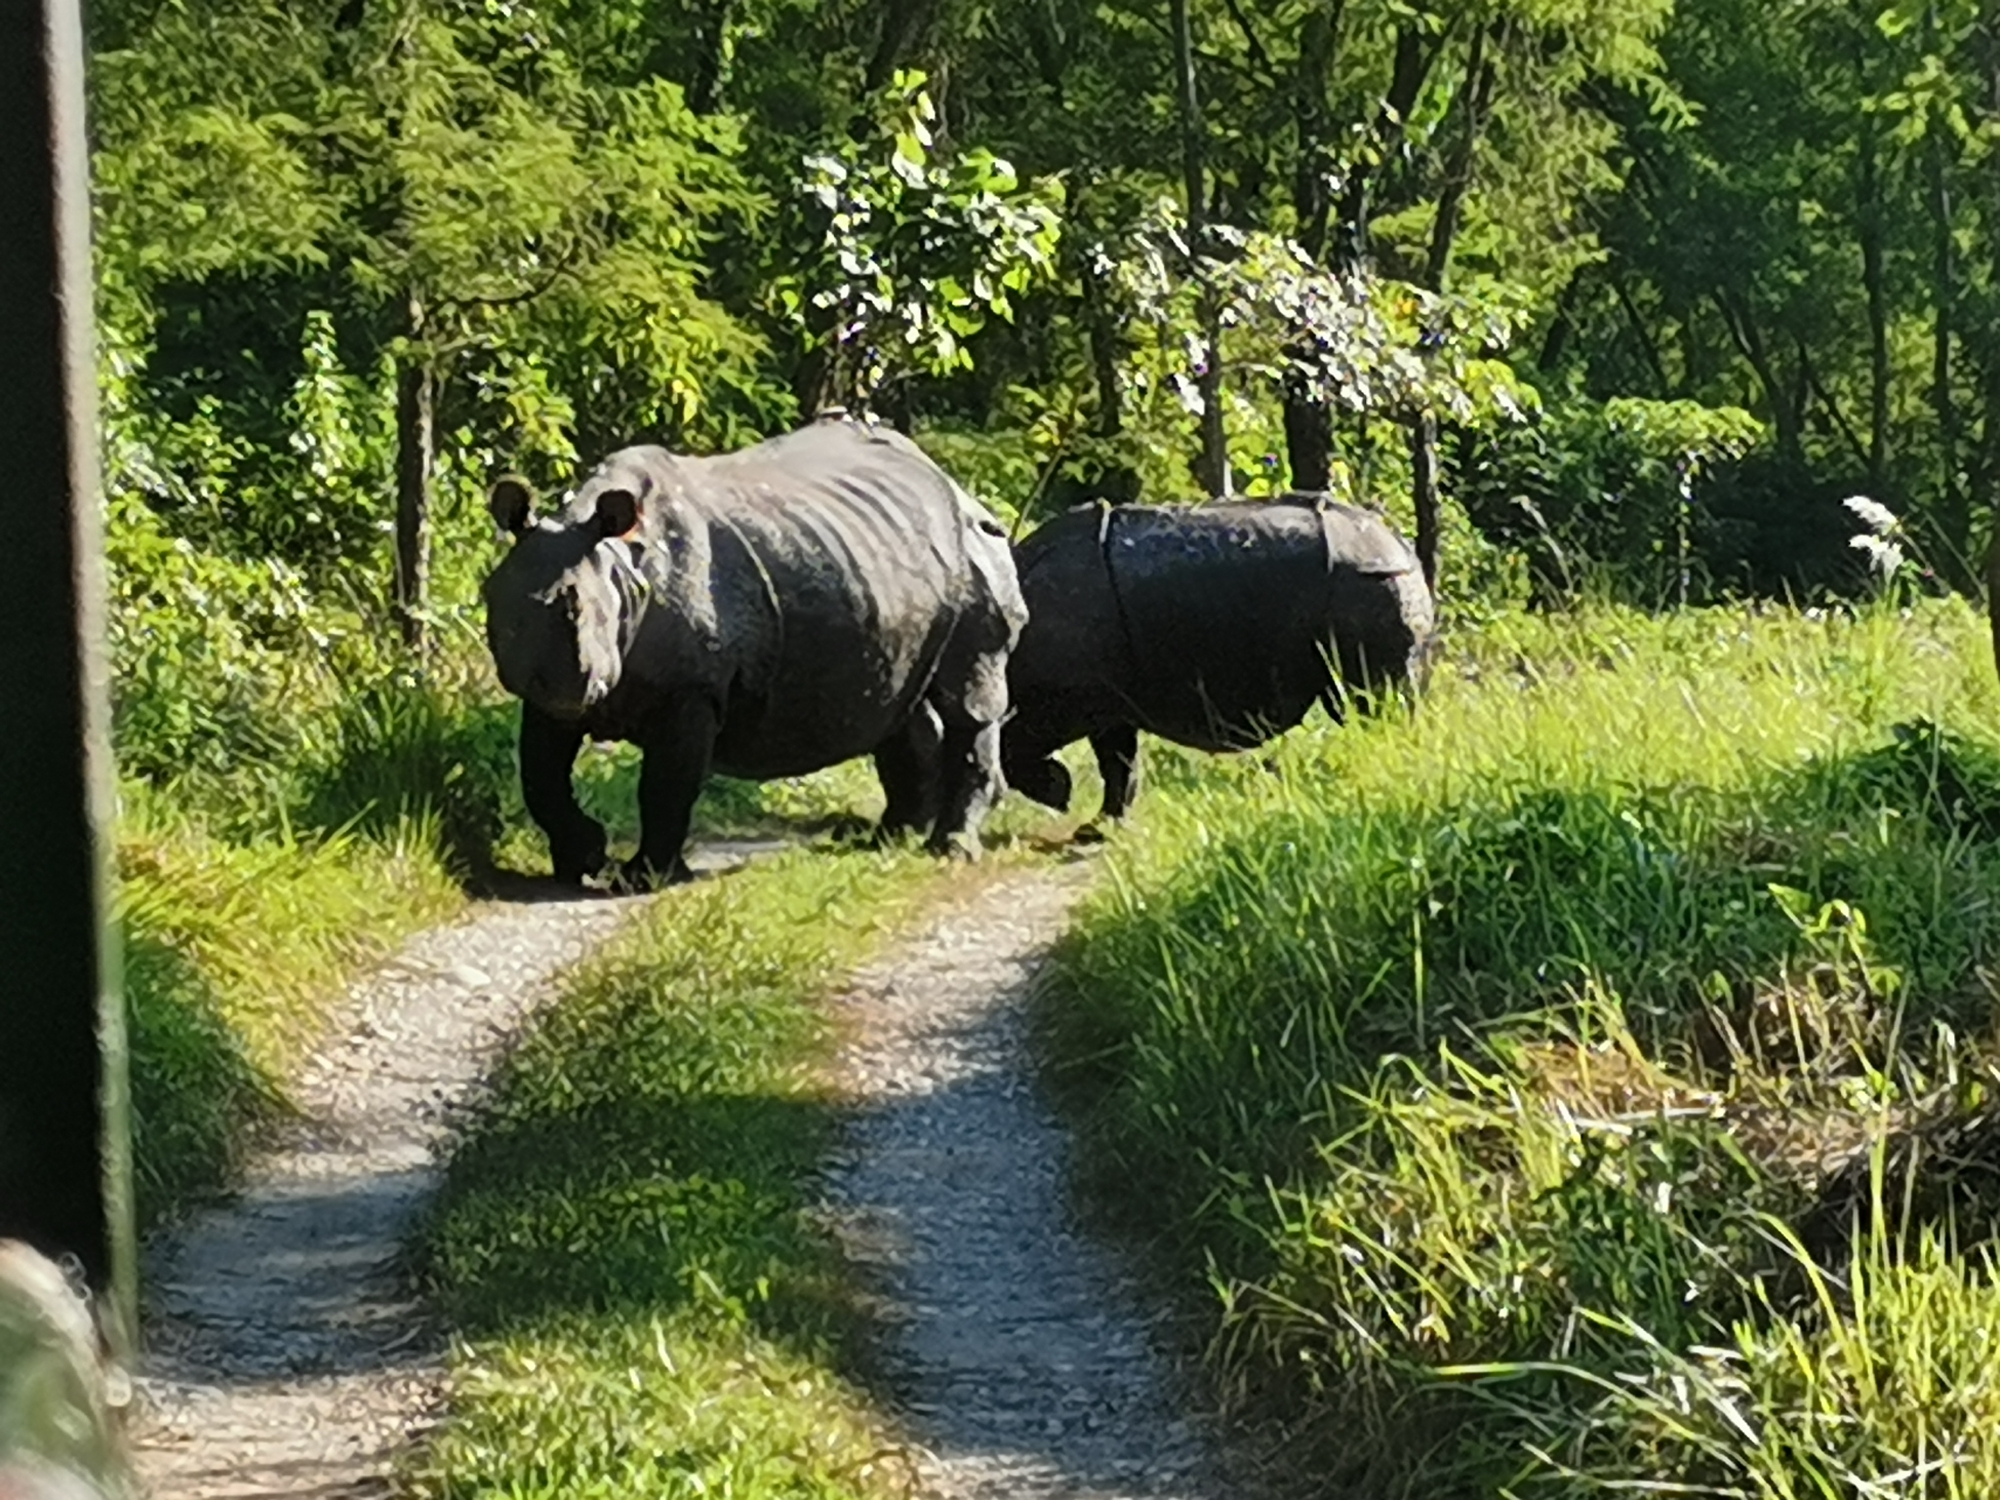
[1220,0,1276,82]
[1611,274,1671,395]
[432,240,582,324]
[1798,335,1870,473]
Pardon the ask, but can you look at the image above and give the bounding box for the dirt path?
[127,842,778,1499]
[822,863,1226,1500]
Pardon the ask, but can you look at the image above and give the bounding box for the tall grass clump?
[1045,596,2000,1495]
[408,846,957,1500]
[120,799,462,1225]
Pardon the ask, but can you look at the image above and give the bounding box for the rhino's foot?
[608,855,697,893]
[553,857,608,888]
[551,828,610,887]
[926,829,983,864]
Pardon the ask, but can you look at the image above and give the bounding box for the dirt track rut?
[823,864,1224,1499]
[127,844,774,1499]
[128,848,1229,1499]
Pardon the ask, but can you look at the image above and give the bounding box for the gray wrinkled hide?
[482,415,1025,882]
[1003,495,1435,820]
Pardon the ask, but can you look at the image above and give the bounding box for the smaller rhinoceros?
[1003,495,1436,824]
[481,415,1025,887]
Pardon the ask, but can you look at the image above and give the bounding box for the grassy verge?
[121,654,881,1231]
[121,807,463,1228]
[405,844,967,1499]
[1043,597,2000,1496]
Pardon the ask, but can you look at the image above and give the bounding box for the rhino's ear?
[594,488,641,539]
[488,475,535,537]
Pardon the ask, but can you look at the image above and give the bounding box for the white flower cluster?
[1843,494,1905,579]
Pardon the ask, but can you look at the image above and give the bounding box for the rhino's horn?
[489,475,535,537]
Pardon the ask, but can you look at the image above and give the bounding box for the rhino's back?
[1100,500,1336,748]
[670,422,978,776]
[1012,505,1134,690]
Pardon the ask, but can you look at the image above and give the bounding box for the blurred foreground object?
[0,0,136,1338]
[0,1244,130,1499]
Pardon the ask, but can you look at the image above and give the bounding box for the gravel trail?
[823,863,1225,1500]
[127,841,779,1499]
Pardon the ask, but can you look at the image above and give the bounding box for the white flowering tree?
[773,71,1064,421]
[1113,200,1542,586]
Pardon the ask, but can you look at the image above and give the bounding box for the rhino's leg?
[1001,720,1074,812]
[928,505,1025,860]
[929,714,1004,861]
[1089,723,1142,820]
[622,697,718,890]
[874,705,943,842]
[520,704,607,885]
[925,630,1011,860]
[1005,750,1073,812]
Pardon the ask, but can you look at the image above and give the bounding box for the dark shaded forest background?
[95,0,2000,785]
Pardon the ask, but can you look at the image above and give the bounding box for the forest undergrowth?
[1044,596,2000,1497]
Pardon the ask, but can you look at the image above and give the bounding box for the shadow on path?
[821,867,1236,1500]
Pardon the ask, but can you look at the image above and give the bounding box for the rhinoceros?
[481,415,1025,886]
[1002,495,1436,824]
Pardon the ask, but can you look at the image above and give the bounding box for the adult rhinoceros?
[481,415,1025,886]
[1003,495,1435,826]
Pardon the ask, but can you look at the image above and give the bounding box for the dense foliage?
[99,0,2000,764]
[91,4,2000,1484]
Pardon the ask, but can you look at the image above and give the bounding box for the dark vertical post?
[0,0,136,1350]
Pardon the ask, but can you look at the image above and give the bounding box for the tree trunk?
[1422,23,1496,290]
[1077,197,1126,443]
[1282,0,1345,493]
[1171,0,1229,496]
[1291,0,1343,264]
[393,293,434,652]
[1930,121,1964,553]
[1407,22,1496,599]
[1714,290,1802,460]
[1984,20,2000,670]
[688,0,736,113]
[1332,24,1433,273]
[1858,124,1891,496]
[1410,410,1440,596]
[866,0,940,93]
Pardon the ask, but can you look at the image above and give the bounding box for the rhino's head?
[481,475,652,718]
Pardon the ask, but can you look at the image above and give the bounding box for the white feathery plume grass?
[1848,533,1905,578]
[1842,495,1908,582]
[1842,494,1899,536]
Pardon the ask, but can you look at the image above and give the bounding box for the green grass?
[120,800,464,1227]
[405,844,973,1500]
[1042,597,2000,1496]
[120,632,917,1231]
